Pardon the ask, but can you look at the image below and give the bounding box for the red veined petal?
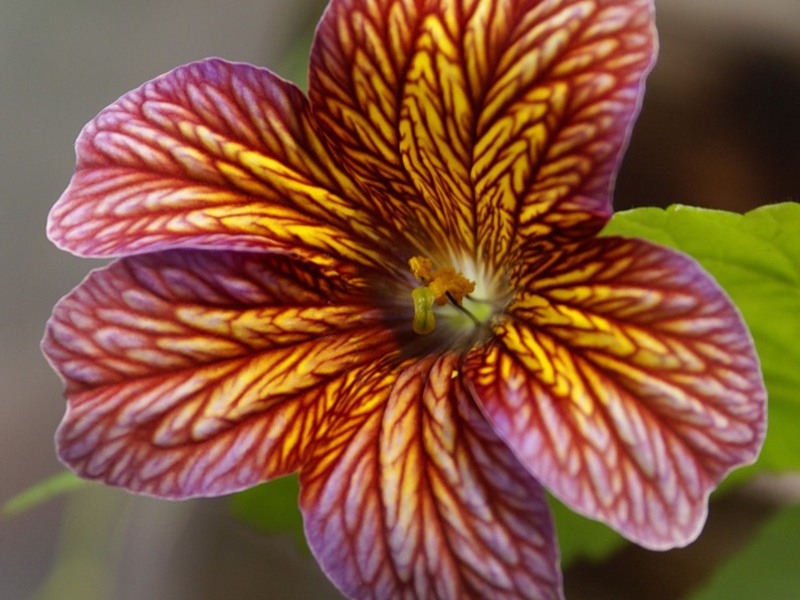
[310,0,655,262]
[466,237,766,549]
[48,58,386,271]
[300,354,563,600]
[43,249,397,498]
[310,0,449,258]
[471,0,656,259]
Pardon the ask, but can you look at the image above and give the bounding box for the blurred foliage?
[2,471,86,517]
[29,487,129,600]
[272,1,320,89]
[548,496,625,567]
[229,474,308,553]
[687,502,800,600]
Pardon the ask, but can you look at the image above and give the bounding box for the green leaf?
[687,502,800,600]
[2,471,88,517]
[228,474,308,552]
[548,495,626,567]
[603,203,800,473]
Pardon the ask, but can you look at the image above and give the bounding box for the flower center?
[408,256,495,337]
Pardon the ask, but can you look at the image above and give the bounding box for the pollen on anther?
[409,256,434,282]
[408,256,475,305]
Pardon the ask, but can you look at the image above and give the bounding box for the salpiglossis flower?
[43,0,766,598]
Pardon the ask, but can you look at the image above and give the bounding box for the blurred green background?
[1,0,798,598]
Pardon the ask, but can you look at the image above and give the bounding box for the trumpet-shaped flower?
[43,0,766,598]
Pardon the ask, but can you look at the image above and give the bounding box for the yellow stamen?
[428,266,474,305]
[408,256,476,334]
[409,256,434,282]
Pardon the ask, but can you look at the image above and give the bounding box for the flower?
[43,0,766,598]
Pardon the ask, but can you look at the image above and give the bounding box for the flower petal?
[48,58,382,270]
[310,0,655,260]
[43,249,396,498]
[310,0,449,257]
[300,355,563,600]
[466,237,766,549]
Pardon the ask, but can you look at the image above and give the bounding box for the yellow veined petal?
[466,236,766,549]
[44,250,397,498]
[398,1,478,255]
[313,0,656,263]
[471,0,656,261]
[300,354,563,600]
[310,0,450,257]
[48,58,391,270]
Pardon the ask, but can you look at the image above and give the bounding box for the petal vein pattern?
[301,355,563,600]
[474,0,656,259]
[44,250,395,498]
[48,59,381,270]
[466,237,766,549]
[311,0,449,256]
[311,0,655,262]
